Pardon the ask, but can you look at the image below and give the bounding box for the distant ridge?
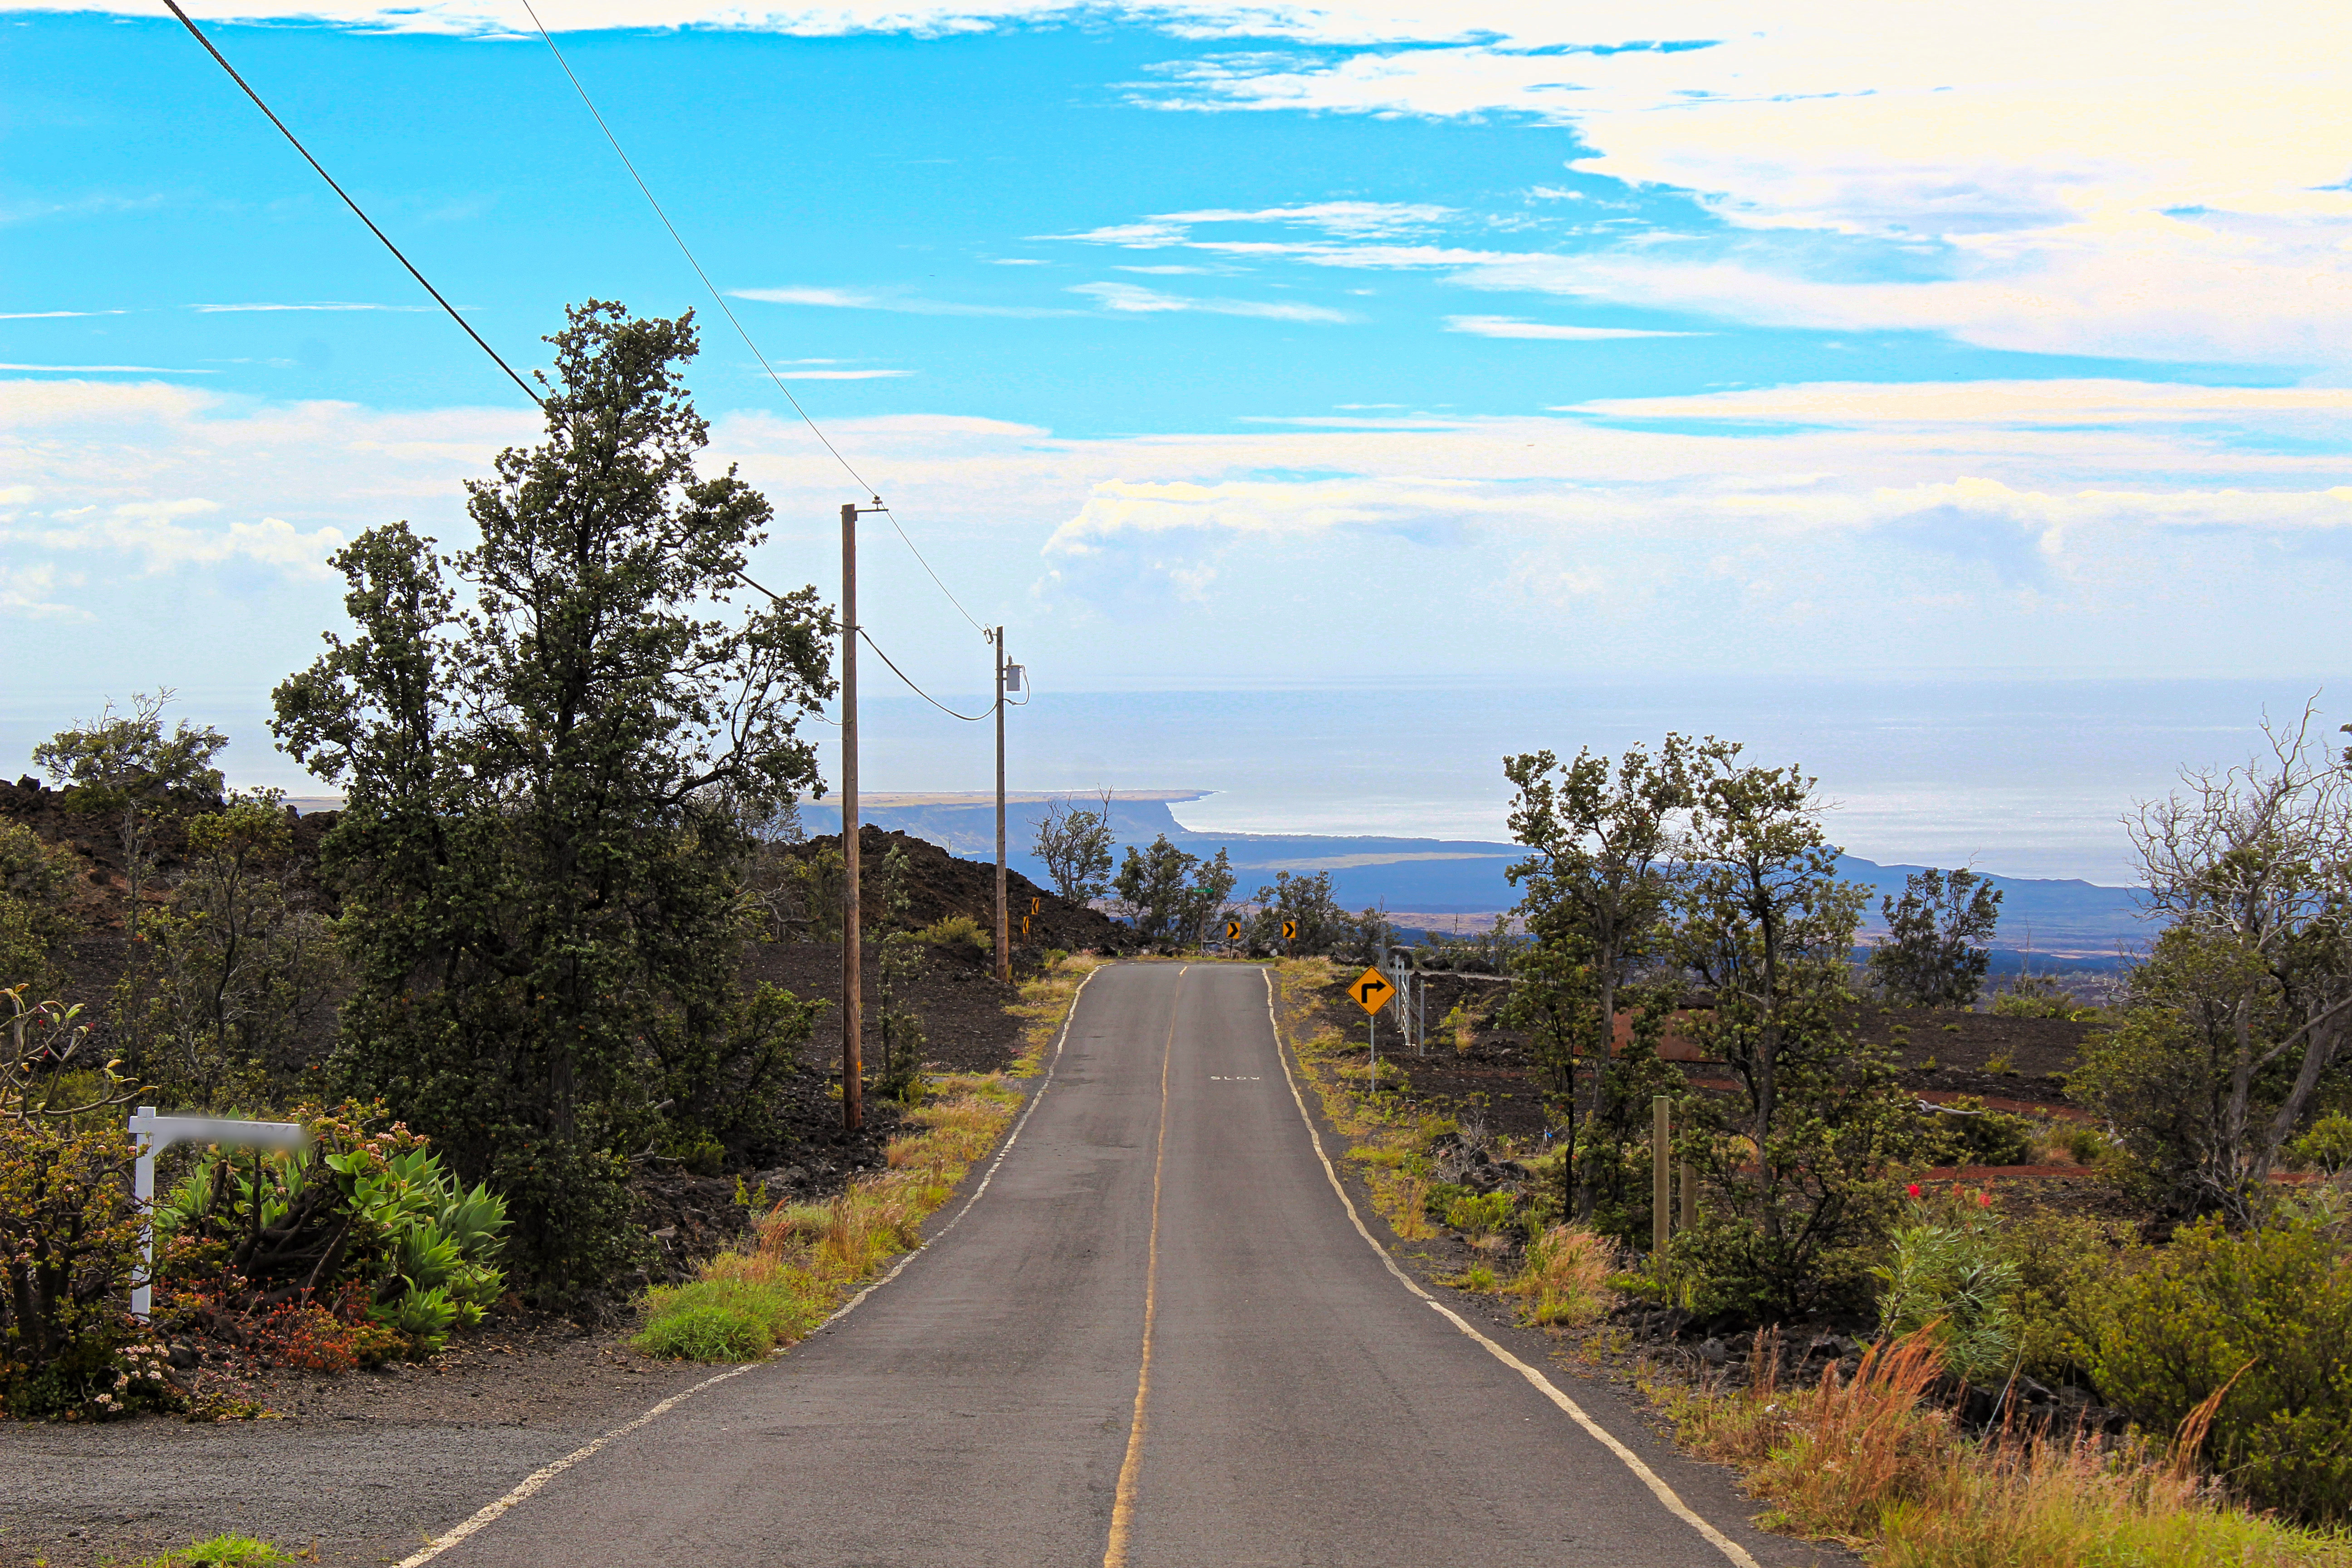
[804,793,2149,961]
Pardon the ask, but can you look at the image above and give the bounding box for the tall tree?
[2074,710,2352,1223]
[1867,867,2004,1008]
[1502,738,1691,1223]
[1672,740,1912,1318]
[272,303,835,1295]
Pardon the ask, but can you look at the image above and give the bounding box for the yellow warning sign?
[1281,918,1298,942]
[1224,918,1244,942]
[1348,967,1396,1014]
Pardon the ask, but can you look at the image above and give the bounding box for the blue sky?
[5,1,2351,868]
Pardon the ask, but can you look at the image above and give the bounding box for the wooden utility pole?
[840,501,863,1132]
[994,626,1010,984]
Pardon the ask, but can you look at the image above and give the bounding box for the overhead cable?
[518,1,991,638]
[859,628,994,722]
[160,0,544,409]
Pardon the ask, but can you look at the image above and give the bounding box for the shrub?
[2060,1124,2111,1166]
[1444,1191,1515,1238]
[1994,1207,2137,1383]
[1920,1098,2035,1167]
[2072,1200,2352,1524]
[1991,972,2092,1020]
[157,1106,508,1359]
[2288,1112,2352,1176]
[0,991,171,1421]
[1872,1186,2019,1384]
[917,912,991,958]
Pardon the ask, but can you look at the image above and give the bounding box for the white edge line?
[393,965,1104,1568]
[1258,967,1764,1568]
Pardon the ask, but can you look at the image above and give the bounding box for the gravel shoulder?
[4,1317,720,1568]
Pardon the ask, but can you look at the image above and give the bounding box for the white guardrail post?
[127,1106,309,1319]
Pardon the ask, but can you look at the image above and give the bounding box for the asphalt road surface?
[429,963,1810,1568]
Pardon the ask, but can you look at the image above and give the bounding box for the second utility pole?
[994,625,1010,984]
[840,501,864,1133]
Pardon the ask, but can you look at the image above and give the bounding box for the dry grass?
[1007,953,1104,1075]
[1657,1330,2352,1566]
[1509,1225,1619,1327]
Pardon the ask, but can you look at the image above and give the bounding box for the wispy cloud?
[0,562,85,620]
[0,309,127,320]
[188,301,428,314]
[730,286,1075,318]
[0,363,216,374]
[1446,315,1703,340]
[772,368,915,379]
[1069,280,1353,322]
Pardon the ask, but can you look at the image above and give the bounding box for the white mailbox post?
[127,1105,309,1319]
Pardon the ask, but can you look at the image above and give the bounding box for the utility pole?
[994,626,1010,984]
[838,499,888,1134]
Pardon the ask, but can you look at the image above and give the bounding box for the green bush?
[1993,1207,2136,1383]
[2073,1200,2352,1524]
[634,1276,815,1361]
[2061,1123,2111,1166]
[1444,1191,1515,1238]
[157,1107,509,1357]
[1871,1188,2019,1383]
[1919,1098,2035,1167]
[918,913,992,957]
[2288,1112,2352,1176]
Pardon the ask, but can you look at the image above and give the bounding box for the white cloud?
[1569,380,2352,426]
[190,301,429,313]
[730,286,1074,318]
[11,373,2352,678]
[1149,201,1453,238]
[0,309,127,320]
[0,562,85,620]
[1446,315,1702,340]
[0,363,216,374]
[773,368,915,379]
[1069,281,1353,322]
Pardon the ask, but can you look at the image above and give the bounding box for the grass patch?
[1654,1330,2352,1566]
[1508,1224,1619,1328]
[142,1537,301,1567]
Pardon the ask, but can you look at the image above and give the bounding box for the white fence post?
[127,1107,309,1320]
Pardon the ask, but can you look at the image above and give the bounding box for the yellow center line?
[1103,965,1183,1568]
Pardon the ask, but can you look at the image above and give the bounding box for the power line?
[160,0,543,409]
[859,628,995,722]
[517,1,992,638]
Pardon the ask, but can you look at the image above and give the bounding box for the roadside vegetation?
[1265,712,2352,1558]
[635,953,1097,1361]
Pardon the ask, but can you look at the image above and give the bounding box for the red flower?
[1976,1191,1992,1207]
[1906,1183,1922,1199]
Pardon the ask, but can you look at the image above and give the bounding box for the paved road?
[433,963,1803,1568]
